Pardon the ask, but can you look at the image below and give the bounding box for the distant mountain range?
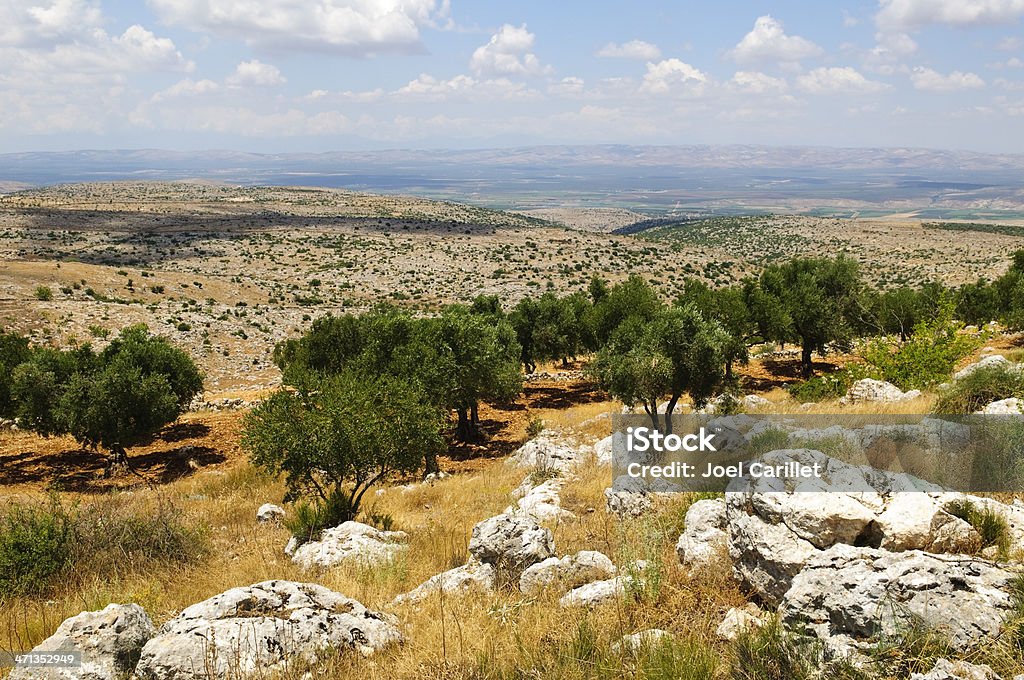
[3,145,1024,218]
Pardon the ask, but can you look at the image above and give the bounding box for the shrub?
[0,497,74,597]
[526,415,546,439]
[283,489,354,547]
[748,428,791,456]
[934,364,1024,414]
[33,285,53,301]
[787,372,852,402]
[861,299,980,390]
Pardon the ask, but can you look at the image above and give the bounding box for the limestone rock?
[676,499,729,570]
[256,503,285,523]
[393,560,495,604]
[135,581,401,680]
[468,513,555,579]
[10,604,154,680]
[289,521,408,570]
[519,551,616,596]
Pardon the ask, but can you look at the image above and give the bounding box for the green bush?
[787,372,852,402]
[861,299,979,390]
[526,415,546,439]
[283,489,354,547]
[730,618,820,680]
[33,285,53,301]
[934,364,1024,414]
[0,496,208,598]
[0,497,74,597]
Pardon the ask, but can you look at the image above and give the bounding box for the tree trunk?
[424,451,440,477]
[662,394,679,434]
[725,359,734,381]
[643,400,659,430]
[104,445,130,478]
[801,344,814,378]
[471,402,480,425]
[561,357,569,368]
[455,408,472,442]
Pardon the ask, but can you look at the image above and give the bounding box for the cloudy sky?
[2,0,1024,153]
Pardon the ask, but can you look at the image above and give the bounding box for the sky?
[1,0,1024,153]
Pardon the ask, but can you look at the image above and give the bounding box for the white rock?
[840,378,921,404]
[610,629,674,655]
[256,503,285,523]
[393,560,495,604]
[977,397,1024,414]
[136,581,401,680]
[742,395,771,411]
[10,604,154,680]
[559,575,636,607]
[954,355,1010,381]
[519,551,616,596]
[716,606,766,641]
[290,521,408,570]
[468,513,555,578]
[510,478,573,522]
[507,436,582,474]
[910,658,1001,680]
[676,499,729,570]
[604,488,652,518]
[781,545,1016,652]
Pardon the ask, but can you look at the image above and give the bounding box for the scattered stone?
[676,498,729,570]
[393,559,495,604]
[780,545,1016,652]
[10,604,154,680]
[716,605,766,641]
[256,503,285,523]
[559,575,632,607]
[840,378,921,404]
[910,658,1001,680]
[135,581,401,680]
[742,394,771,411]
[510,478,573,522]
[507,436,582,474]
[604,487,652,519]
[468,513,555,579]
[610,629,674,655]
[289,521,408,570]
[519,551,616,596]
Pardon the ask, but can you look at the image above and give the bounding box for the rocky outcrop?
[676,499,729,570]
[468,513,555,581]
[507,436,582,474]
[840,378,921,404]
[519,551,616,596]
[780,545,1016,653]
[509,477,573,522]
[716,605,767,641]
[288,521,408,570]
[724,449,985,606]
[977,397,1024,414]
[10,604,154,680]
[135,581,401,680]
[392,560,495,605]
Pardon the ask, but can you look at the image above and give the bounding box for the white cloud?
[394,72,537,101]
[548,76,585,95]
[0,0,103,47]
[797,66,889,93]
[729,15,823,65]
[469,24,549,77]
[911,67,985,91]
[596,40,661,60]
[997,36,1023,50]
[641,58,707,94]
[876,0,1024,30]
[729,70,788,93]
[148,0,448,55]
[152,77,219,101]
[842,9,861,27]
[226,59,286,87]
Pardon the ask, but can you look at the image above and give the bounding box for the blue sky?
[2,0,1023,153]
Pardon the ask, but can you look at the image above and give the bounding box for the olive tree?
[241,371,443,524]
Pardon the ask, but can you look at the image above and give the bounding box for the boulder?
[289,521,408,570]
[610,629,674,655]
[10,604,154,680]
[676,499,729,570]
[954,355,1010,381]
[742,395,771,411]
[135,581,401,680]
[255,503,285,523]
[725,449,983,606]
[604,488,652,518]
[716,605,766,641]
[519,551,616,596]
[509,478,573,522]
[780,545,1016,652]
[468,513,555,579]
[507,436,581,474]
[840,378,921,404]
[559,575,631,608]
[910,658,1001,680]
[393,559,495,604]
[977,397,1024,414]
